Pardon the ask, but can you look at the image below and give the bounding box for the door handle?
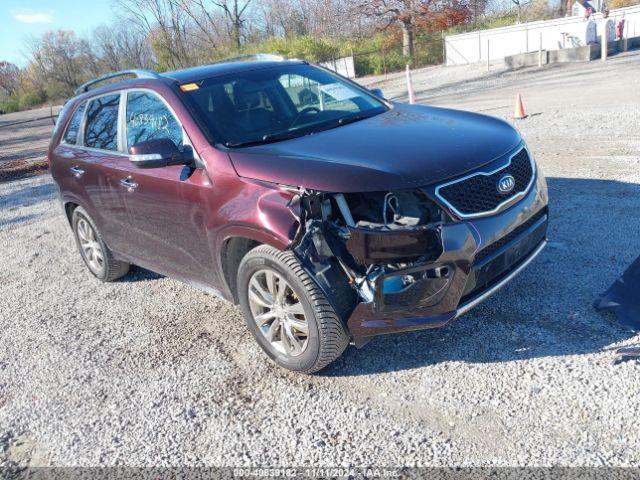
[119,177,138,192]
[70,166,85,178]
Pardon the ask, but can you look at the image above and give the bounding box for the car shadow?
[322,176,640,377]
[117,265,164,283]
[0,182,56,210]
[0,213,43,228]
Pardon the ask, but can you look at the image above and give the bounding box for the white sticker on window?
[319,83,359,101]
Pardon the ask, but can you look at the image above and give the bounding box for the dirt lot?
[1,53,640,469]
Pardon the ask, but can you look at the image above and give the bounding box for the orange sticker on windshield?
[180,83,200,92]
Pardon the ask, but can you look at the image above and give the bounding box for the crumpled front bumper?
[346,170,549,339]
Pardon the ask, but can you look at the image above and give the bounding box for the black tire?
[71,206,130,282]
[237,245,350,373]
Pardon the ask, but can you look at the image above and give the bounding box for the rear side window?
[62,101,86,145]
[126,91,183,149]
[84,94,120,151]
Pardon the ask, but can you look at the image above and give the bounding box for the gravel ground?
[1,52,640,468]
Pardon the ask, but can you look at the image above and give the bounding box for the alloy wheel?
[247,269,309,357]
[77,218,105,275]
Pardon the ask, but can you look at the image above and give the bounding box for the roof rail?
[74,69,161,96]
[216,53,287,64]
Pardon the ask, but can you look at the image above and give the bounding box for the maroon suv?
[49,56,548,373]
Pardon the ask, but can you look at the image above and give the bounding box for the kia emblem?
[497,174,516,194]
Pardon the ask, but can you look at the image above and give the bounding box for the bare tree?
[259,0,361,39]
[358,0,474,57]
[257,0,309,37]
[357,0,432,58]
[8,0,482,110]
[27,30,94,94]
[92,24,154,71]
[169,0,255,52]
[171,0,236,54]
[468,0,488,23]
[115,0,254,65]
[212,0,254,49]
[0,61,21,96]
[116,0,194,69]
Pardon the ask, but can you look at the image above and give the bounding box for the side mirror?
[128,139,194,169]
[370,88,385,99]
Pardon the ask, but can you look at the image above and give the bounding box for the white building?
[444,3,639,65]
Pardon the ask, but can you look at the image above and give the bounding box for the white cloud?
[13,10,53,24]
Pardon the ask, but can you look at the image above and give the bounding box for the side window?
[84,94,120,151]
[62,101,86,145]
[126,92,183,149]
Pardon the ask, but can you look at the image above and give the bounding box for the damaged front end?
[284,159,548,345]
[288,187,474,345]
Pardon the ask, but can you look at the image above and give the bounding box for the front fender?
[215,186,301,252]
[212,185,301,301]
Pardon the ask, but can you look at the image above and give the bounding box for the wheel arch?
[63,201,79,226]
[60,192,98,228]
[220,236,263,304]
[217,224,293,303]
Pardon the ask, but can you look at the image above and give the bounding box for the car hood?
[227,104,522,193]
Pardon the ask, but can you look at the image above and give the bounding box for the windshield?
[178,64,388,147]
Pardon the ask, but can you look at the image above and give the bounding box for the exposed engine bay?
[289,188,451,336]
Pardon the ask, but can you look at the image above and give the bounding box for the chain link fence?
[351,34,446,78]
[311,33,446,79]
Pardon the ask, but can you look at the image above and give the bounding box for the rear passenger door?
[79,92,134,255]
[51,100,89,205]
[119,89,212,281]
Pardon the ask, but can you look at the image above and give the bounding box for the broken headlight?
[294,189,449,310]
[336,190,444,230]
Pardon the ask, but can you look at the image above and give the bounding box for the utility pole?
[486,39,490,71]
[538,32,543,67]
[601,35,607,62]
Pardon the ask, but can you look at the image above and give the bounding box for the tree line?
[0,0,594,113]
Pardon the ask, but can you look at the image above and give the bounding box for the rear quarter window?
[84,94,120,151]
[61,101,87,145]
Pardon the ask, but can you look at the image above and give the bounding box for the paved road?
[0,106,60,181]
[1,54,640,468]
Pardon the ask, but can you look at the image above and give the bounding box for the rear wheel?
[237,245,349,373]
[72,206,129,282]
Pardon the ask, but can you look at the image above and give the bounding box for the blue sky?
[0,0,116,66]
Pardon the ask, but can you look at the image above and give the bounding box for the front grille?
[475,208,547,262]
[436,148,534,217]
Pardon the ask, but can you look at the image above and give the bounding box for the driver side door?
[118,89,214,283]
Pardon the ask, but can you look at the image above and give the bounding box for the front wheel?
[237,245,350,373]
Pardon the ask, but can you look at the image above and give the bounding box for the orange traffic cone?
[514,93,527,119]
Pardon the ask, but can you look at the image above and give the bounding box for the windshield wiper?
[336,111,377,126]
[224,110,383,148]
[225,129,311,148]
[261,130,310,143]
[225,139,265,148]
